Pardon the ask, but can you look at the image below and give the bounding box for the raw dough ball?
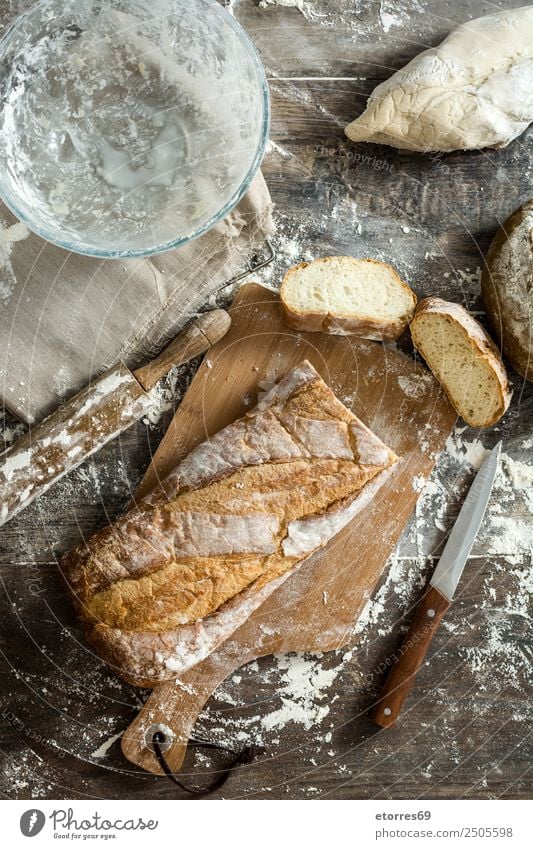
[345,6,533,153]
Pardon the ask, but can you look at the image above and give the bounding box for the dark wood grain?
[369,585,451,728]
[0,0,531,801]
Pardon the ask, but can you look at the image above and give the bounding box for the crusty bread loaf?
[481,200,533,381]
[280,256,417,340]
[60,361,398,687]
[410,298,512,427]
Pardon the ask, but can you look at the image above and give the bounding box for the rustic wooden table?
[1,0,531,800]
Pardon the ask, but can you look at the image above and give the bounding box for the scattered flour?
[198,650,354,745]
[379,4,402,33]
[415,428,533,565]
[455,267,482,291]
[398,372,433,399]
[278,236,303,262]
[353,550,426,639]
[444,430,532,502]
[501,454,533,496]
[0,217,29,303]
[90,730,123,759]
[143,364,184,426]
[1,0,530,800]
[198,552,432,746]
[445,430,490,469]
[266,139,293,160]
[259,0,309,16]
[260,654,339,732]
[413,435,532,692]
[460,560,531,682]
[411,474,426,492]
[486,516,533,560]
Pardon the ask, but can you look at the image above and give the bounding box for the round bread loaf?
[481,201,533,381]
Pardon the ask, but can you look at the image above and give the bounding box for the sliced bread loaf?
[280,256,417,340]
[410,298,511,427]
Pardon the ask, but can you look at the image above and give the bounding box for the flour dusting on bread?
[60,360,398,686]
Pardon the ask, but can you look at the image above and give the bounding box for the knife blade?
[0,309,231,527]
[369,441,501,728]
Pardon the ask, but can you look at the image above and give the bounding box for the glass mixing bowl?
[0,0,269,258]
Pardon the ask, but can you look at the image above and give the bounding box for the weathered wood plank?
[236,0,527,78]
[0,554,530,798]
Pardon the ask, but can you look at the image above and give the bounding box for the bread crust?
[60,360,398,686]
[410,297,512,427]
[279,257,417,340]
[481,201,533,382]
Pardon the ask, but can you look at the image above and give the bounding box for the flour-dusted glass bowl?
[0,0,269,258]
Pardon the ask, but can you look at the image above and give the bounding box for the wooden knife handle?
[369,585,450,729]
[133,309,231,391]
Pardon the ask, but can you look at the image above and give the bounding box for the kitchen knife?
[369,441,502,728]
[0,309,231,527]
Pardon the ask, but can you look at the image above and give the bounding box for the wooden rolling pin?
[0,310,231,527]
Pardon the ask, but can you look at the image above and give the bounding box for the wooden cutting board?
[121,282,456,775]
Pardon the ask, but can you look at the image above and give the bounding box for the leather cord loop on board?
[152,732,256,797]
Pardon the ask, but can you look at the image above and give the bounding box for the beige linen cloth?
[0,5,273,425]
[0,178,273,424]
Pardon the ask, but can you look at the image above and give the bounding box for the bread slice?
[280,256,417,340]
[410,298,512,427]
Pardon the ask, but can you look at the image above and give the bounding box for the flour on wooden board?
[416,429,533,562]
[379,2,403,33]
[457,559,532,683]
[197,651,349,745]
[259,0,310,16]
[254,190,483,311]
[90,730,123,759]
[378,0,424,33]
[258,0,424,34]
[195,553,426,748]
[195,422,531,747]
[0,217,29,303]
[143,363,185,426]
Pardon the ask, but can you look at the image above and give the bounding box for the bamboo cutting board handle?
[369,585,450,728]
[121,646,257,775]
[134,310,231,392]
